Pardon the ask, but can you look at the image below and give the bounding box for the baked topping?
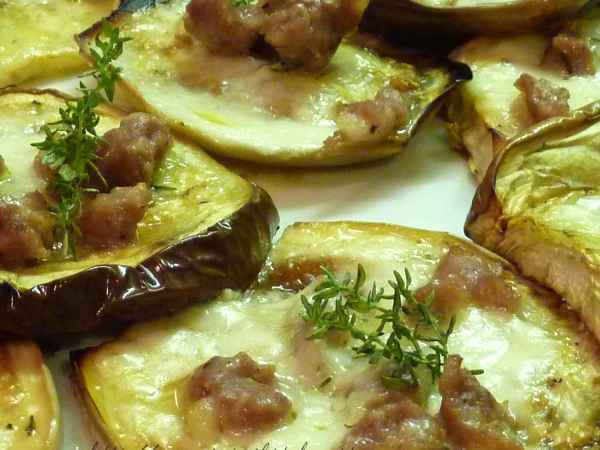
[184,0,364,71]
[78,183,152,249]
[511,73,570,127]
[188,352,292,435]
[440,355,522,450]
[417,246,519,314]
[94,113,172,190]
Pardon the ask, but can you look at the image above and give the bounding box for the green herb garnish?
[32,22,129,257]
[232,0,251,7]
[301,264,456,387]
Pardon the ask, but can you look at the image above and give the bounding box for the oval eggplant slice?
[77,0,470,167]
[466,101,600,344]
[0,341,60,450]
[365,0,587,37]
[73,222,600,449]
[0,90,278,337]
[448,6,600,179]
[0,0,118,88]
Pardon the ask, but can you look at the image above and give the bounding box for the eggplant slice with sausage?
[73,222,600,449]
[0,90,277,337]
[365,0,587,37]
[77,0,470,167]
[448,5,600,179]
[0,0,119,88]
[0,341,60,450]
[467,100,600,345]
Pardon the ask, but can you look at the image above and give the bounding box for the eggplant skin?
[0,186,278,337]
[466,101,600,342]
[365,0,587,36]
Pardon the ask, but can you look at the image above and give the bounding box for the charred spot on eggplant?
[0,90,278,337]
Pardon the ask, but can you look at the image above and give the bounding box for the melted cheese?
[0,341,60,450]
[0,0,118,87]
[454,33,600,138]
[78,224,600,449]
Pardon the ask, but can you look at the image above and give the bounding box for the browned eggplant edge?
[365,0,588,37]
[0,88,279,337]
[465,100,600,238]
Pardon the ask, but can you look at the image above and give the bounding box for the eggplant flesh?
[0,341,60,450]
[466,101,600,345]
[73,222,600,450]
[448,7,600,179]
[0,0,118,88]
[365,0,587,36]
[77,0,470,167]
[0,91,278,337]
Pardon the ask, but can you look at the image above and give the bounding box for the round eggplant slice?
[0,90,278,337]
[77,0,470,167]
[365,0,587,37]
[0,341,60,450]
[72,222,600,449]
[448,6,600,179]
[0,0,118,88]
[466,101,600,344]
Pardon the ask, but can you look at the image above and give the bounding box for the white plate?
[38,78,477,449]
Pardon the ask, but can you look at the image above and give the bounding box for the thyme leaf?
[31,22,129,258]
[301,264,457,387]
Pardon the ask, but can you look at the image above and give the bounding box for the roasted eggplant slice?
[466,101,600,346]
[0,341,60,450]
[77,0,469,167]
[0,0,118,88]
[0,90,277,337]
[448,6,600,179]
[73,222,600,449]
[365,0,587,37]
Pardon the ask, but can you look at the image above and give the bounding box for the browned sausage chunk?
[327,86,408,146]
[339,394,450,450]
[512,73,570,126]
[184,0,264,54]
[0,193,54,268]
[262,0,364,71]
[95,113,171,189]
[439,355,522,450]
[184,0,363,71]
[416,246,519,314]
[78,183,151,249]
[188,352,292,435]
[542,33,595,76]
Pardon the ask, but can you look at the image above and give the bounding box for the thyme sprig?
[301,265,456,387]
[32,22,129,257]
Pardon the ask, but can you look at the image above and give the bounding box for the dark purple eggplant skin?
[0,186,278,338]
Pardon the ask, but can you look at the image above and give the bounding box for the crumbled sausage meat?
[184,0,264,54]
[416,246,519,314]
[184,0,363,71]
[542,33,595,76]
[188,352,292,435]
[512,73,570,126]
[78,183,151,249]
[327,86,408,146]
[261,0,364,71]
[95,113,171,190]
[439,355,522,450]
[0,193,53,268]
[338,394,451,450]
